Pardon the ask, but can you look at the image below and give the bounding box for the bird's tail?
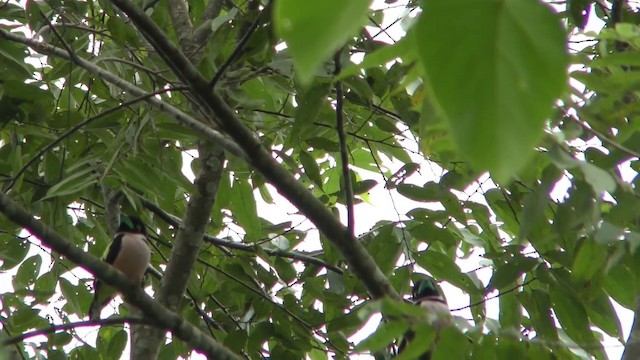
[88,302,100,321]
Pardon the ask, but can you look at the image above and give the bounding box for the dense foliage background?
[1,0,639,359]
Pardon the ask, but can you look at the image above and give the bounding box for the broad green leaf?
[45,166,99,199]
[549,287,602,356]
[299,151,323,189]
[397,183,439,202]
[579,162,616,194]
[7,306,48,332]
[364,227,402,276]
[415,0,568,181]
[230,178,261,241]
[572,238,607,282]
[432,328,471,360]
[107,330,128,359]
[355,320,407,352]
[290,82,330,141]
[60,278,83,316]
[586,290,623,341]
[415,251,477,294]
[394,323,435,360]
[274,0,372,85]
[13,254,41,289]
[519,289,559,341]
[487,256,538,291]
[0,233,29,270]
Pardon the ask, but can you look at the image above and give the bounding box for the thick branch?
[108,0,399,300]
[133,142,224,357]
[166,0,194,52]
[193,0,224,47]
[0,192,240,360]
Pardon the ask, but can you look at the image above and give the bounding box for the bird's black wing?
[104,233,123,264]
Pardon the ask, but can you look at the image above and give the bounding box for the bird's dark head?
[412,278,441,302]
[118,215,147,235]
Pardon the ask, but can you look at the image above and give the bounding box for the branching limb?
[108,0,399,300]
[0,192,240,360]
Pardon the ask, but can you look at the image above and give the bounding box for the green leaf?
[364,227,402,276]
[397,183,439,202]
[60,278,83,315]
[352,179,377,195]
[274,0,372,85]
[432,327,471,360]
[13,254,41,289]
[0,233,29,270]
[415,251,477,294]
[230,177,261,241]
[572,239,607,282]
[299,151,323,189]
[579,162,616,194]
[415,0,568,181]
[45,166,98,199]
[488,257,538,291]
[549,287,601,355]
[291,83,330,141]
[107,329,128,359]
[355,320,407,353]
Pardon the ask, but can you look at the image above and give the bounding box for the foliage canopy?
[0,0,638,359]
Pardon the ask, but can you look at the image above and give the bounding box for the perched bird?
[88,215,151,321]
[397,277,453,359]
[412,278,452,331]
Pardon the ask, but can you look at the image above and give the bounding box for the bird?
[88,215,151,321]
[397,277,453,359]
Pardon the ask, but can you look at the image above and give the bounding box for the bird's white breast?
[111,233,150,281]
[420,300,453,331]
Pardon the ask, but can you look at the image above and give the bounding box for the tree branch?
[209,4,266,88]
[139,196,343,274]
[166,0,194,52]
[2,317,147,346]
[334,50,355,235]
[108,0,399,300]
[193,0,225,46]
[0,192,240,360]
[133,142,224,358]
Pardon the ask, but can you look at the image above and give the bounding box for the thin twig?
[139,196,344,273]
[2,317,148,346]
[569,115,640,158]
[334,50,355,235]
[209,3,267,88]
